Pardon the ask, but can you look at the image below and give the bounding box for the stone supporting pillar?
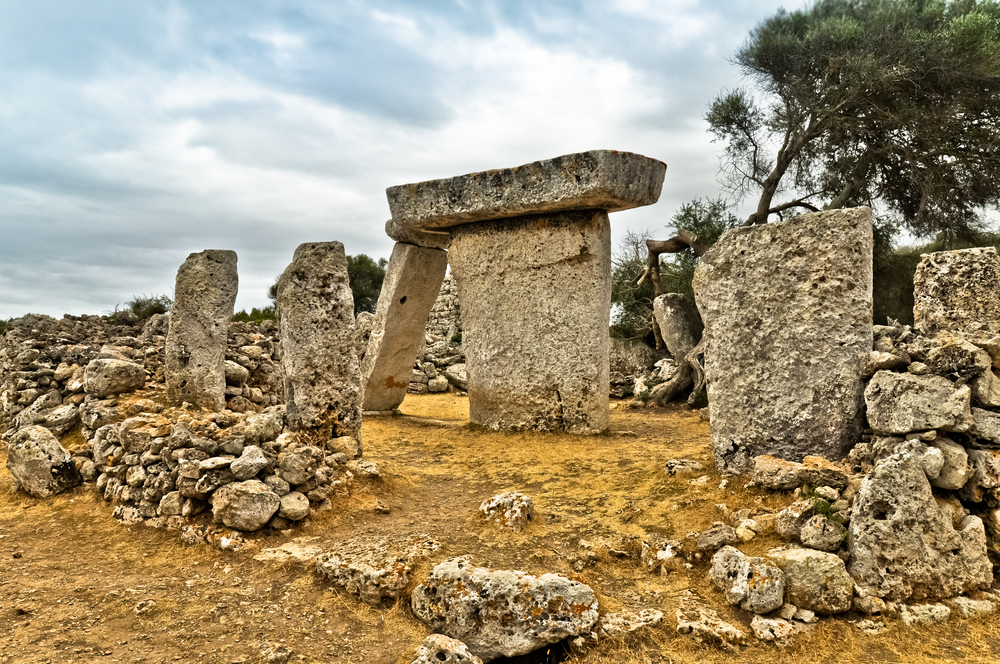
[384,150,666,434]
[692,207,873,473]
[449,210,611,433]
[277,242,362,442]
[166,249,238,411]
[361,241,449,411]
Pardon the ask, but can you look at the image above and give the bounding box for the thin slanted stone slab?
[386,150,666,231]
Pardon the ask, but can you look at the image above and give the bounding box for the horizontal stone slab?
[386,150,666,231]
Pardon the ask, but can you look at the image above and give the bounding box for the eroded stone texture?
[361,242,449,411]
[864,371,973,434]
[709,546,785,614]
[410,635,483,664]
[84,359,145,398]
[387,150,666,231]
[5,425,81,498]
[848,446,993,600]
[411,557,598,662]
[278,242,362,441]
[914,247,1000,339]
[692,207,873,473]
[767,548,853,615]
[316,534,440,607]
[166,250,238,411]
[385,219,451,251]
[449,210,611,434]
[652,293,702,359]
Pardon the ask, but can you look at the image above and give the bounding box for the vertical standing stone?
[385,150,666,434]
[692,207,873,474]
[166,250,238,411]
[449,210,611,434]
[913,247,1000,340]
[652,293,702,359]
[278,242,362,442]
[361,242,449,411]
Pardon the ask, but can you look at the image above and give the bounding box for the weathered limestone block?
[767,548,853,615]
[411,557,598,661]
[387,150,666,231]
[709,546,785,614]
[84,359,145,398]
[865,371,973,434]
[848,447,993,601]
[166,250,238,411]
[751,455,849,491]
[479,492,534,532]
[972,407,1000,447]
[5,425,81,497]
[692,207,873,473]
[914,247,1000,339]
[449,210,611,434]
[277,242,362,441]
[210,480,280,531]
[361,242,448,411]
[410,635,483,664]
[652,293,702,358]
[385,219,451,251]
[316,534,440,607]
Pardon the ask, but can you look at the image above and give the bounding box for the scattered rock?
[5,425,81,498]
[316,535,440,607]
[410,634,483,664]
[479,492,534,532]
[767,548,853,615]
[675,592,746,650]
[210,480,280,532]
[900,603,951,626]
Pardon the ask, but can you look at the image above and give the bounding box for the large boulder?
[864,371,973,434]
[767,548,853,615]
[165,249,239,410]
[210,480,280,531]
[913,247,1000,340]
[411,557,598,662]
[277,242,363,441]
[84,359,145,398]
[691,207,873,473]
[5,425,81,498]
[848,444,993,600]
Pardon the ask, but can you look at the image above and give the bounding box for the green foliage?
[267,275,281,306]
[611,198,739,342]
[232,306,277,323]
[347,254,388,315]
[659,198,741,301]
[109,293,172,323]
[611,228,657,341]
[450,331,463,344]
[709,0,1000,235]
[0,318,9,336]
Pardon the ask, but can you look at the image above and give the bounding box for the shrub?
[232,306,277,324]
[109,294,172,323]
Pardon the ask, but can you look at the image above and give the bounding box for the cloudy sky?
[0,0,796,319]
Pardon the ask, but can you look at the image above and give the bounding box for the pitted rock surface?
[865,370,973,434]
[5,425,81,498]
[210,480,280,532]
[449,210,611,434]
[848,447,993,601]
[410,557,598,662]
[277,242,362,442]
[751,455,849,490]
[767,548,853,614]
[914,247,1000,339]
[675,592,745,650]
[692,207,872,473]
[84,358,145,398]
[165,250,238,411]
[479,492,534,532]
[709,546,785,614]
[316,534,440,607]
[410,634,483,664]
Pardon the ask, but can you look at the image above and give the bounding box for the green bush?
[0,318,9,336]
[109,294,172,323]
[450,331,462,344]
[232,306,277,323]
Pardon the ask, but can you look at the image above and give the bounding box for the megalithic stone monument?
[383,150,666,434]
[166,249,239,411]
[360,220,450,412]
[692,207,874,474]
[278,242,363,442]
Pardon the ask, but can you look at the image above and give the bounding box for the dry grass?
[4,393,1000,662]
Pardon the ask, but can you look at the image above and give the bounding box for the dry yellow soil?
[2,394,1000,663]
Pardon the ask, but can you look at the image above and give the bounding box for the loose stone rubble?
[316,534,440,606]
[479,491,534,532]
[411,557,599,662]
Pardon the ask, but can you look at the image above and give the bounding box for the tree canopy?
[346,254,388,315]
[708,0,1000,238]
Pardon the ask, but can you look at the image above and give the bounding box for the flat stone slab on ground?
[386,150,666,231]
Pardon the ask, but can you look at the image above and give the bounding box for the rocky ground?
[3,395,1000,664]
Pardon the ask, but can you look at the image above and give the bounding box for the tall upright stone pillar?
[361,240,449,411]
[278,242,363,442]
[385,150,666,434]
[692,207,873,474]
[166,249,238,411]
